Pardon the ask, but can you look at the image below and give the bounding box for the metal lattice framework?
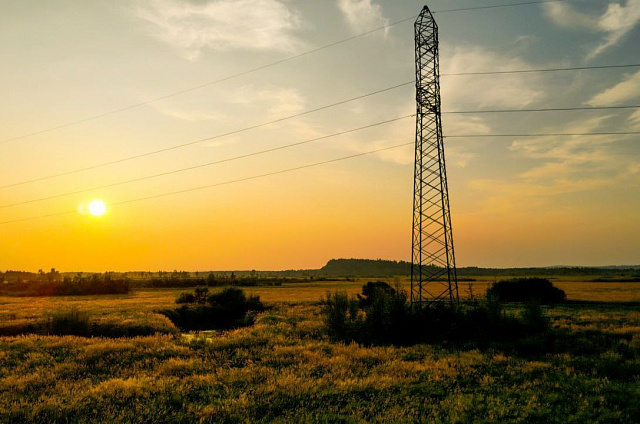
[411,5,459,306]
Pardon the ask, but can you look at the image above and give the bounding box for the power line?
[446,131,640,138]
[3,85,638,194]
[434,0,564,14]
[2,93,638,191]
[3,125,639,211]
[0,0,566,146]
[3,128,639,226]
[5,76,640,189]
[444,105,640,114]
[0,22,413,147]
[0,142,414,226]
[0,115,415,209]
[0,82,412,190]
[442,63,640,76]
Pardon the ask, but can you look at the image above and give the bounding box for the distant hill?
[317,259,412,277]
[3,260,639,282]
[314,259,640,278]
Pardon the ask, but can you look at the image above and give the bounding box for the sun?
[88,200,107,216]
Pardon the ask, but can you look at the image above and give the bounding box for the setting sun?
[88,200,107,216]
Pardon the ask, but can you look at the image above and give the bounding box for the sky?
[1,0,639,272]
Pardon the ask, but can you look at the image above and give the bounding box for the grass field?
[1,278,639,422]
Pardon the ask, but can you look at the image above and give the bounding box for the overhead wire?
[0,82,413,190]
[3,75,640,191]
[0,141,415,226]
[4,127,640,225]
[3,125,639,211]
[442,63,640,76]
[444,105,640,114]
[446,131,640,138]
[0,115,416,209]
[3,0,636,225]
[0,0,569,146]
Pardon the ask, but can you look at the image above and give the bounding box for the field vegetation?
[322,282,551,346]
[485,278,567,304]
[0,270,130,297]
[0,276,639,422]
[161,287,264,331]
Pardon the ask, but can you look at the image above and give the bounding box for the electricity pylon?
[411,5,459,306]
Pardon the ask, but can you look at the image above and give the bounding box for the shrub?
[321,291,359,339]
[194,287,209,304]
[357,281,398,307]
[161,287,264,331]
[45,307,91,336]
[321,282,551,346]
[176,292,195,304]
[362,283,410,344]
[521,301,550,331]
[486,278,566,304]
[207,287,246,310]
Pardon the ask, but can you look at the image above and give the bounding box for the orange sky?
[1,0,639,271]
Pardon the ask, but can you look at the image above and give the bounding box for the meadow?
[1,278,639,422]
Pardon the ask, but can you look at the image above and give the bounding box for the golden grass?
[1,301,639,422]
[1,278,638,328]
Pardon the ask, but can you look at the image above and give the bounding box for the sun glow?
[88,200,107,216]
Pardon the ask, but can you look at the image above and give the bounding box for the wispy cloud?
[630,109,640,129]
[463,115,635,217]
[150,104,228,122]
[148,84,308,138]
[135,0,303,60]
[472,116,629,204]
[232,85,307,117]
[544,0,640,60]
[543,3,598,29]
[586,70,640,106]
[337,0,389,34]
[441,46,545,109]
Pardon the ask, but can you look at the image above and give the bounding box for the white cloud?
[336,114,489,168]
[148,84,306,123]
[586,70,640,106]
[232,85,307,117]
[337,0,389,34]
[543,3,598,29]
[509,116,614,160]
[463,113,640,215]
[443,115,491,137]
[442,116,492,168]
[592,0,640,58]
[135,0,303,60]
[630,109,640,129]
[491,115,634,200]
[150,104,227,122]
[440,46,545,109]
[543,0,640,60]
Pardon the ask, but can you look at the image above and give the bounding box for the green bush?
[321,291,360,339]
[161,287,264,331]
[322,282,551,345]
[486,278,566,304]
[521,301,550,331]
[175,292,195,304]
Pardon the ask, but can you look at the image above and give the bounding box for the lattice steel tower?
[411,5,458,306]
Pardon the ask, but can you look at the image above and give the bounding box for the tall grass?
[45,307,91,336]
[321,282,551,345]
[1,302,638,423]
